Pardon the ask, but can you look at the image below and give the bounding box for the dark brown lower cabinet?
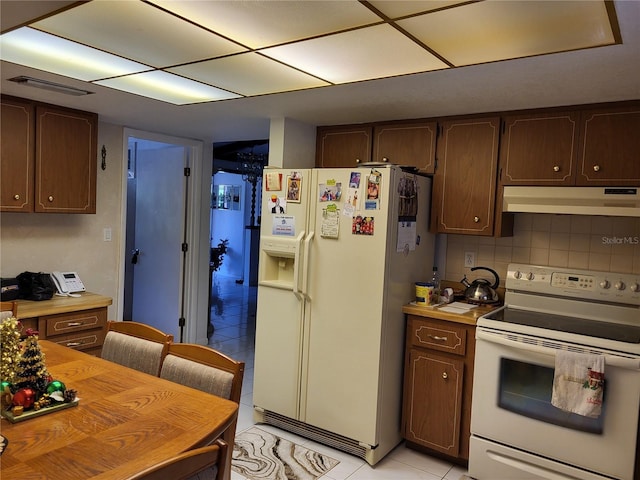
[402,315,476,463]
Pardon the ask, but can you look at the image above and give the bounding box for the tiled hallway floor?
[208,274,470,480]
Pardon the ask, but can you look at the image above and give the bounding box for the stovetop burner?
[484,307,640,344]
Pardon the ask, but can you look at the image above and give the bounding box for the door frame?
[118,128,206,344]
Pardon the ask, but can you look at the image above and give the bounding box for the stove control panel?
[507,264,640,306]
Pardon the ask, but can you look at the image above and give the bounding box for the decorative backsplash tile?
[444,214,640,287]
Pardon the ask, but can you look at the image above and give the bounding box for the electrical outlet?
[464,251,475,268]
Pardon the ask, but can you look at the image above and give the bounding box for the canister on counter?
[415,282,434,306]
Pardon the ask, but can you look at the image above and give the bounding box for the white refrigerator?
[253,165,434,465]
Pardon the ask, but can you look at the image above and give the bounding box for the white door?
[131,143,188,340]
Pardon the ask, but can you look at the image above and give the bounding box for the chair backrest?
[101,321,173,376]
[160,343,245,403]
[0,301,18,320]
[125,439,227,480]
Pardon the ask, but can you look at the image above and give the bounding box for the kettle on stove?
[460,266,500,304]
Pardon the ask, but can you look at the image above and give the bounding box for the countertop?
[14,292,112,318]
[402,300,501,326]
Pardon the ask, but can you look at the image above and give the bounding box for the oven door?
[470,327,640,480]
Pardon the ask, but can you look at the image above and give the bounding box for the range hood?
[503,186,640,217]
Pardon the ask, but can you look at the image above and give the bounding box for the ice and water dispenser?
[258,235,302,290]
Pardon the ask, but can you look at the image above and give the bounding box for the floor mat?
[232,427,339,480]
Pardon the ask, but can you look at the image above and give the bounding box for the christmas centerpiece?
[1,319,78,423]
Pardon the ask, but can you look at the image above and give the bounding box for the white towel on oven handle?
[551,350,605,418]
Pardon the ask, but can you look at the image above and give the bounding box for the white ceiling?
[1,1,639,143]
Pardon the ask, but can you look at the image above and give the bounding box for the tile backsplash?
[444,214,640,286]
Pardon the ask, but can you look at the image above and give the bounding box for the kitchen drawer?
[409,317,467,355]
[44,308,107,337]
[51,329,106,352]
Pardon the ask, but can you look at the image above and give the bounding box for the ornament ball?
[12,388,36,409]
[46,380,66,394]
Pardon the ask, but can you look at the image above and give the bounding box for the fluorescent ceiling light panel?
[368,0,470,19]
[150,0,382,49]
[32,1,247,68]
[95,71,241,105]
[168,53,330,96]
[0,27,149,81]
[398,1,616,66]
[261,24,449,84]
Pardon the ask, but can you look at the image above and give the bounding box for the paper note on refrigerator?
[321,205,340,238]
[397,221,416,252]
[272,215,295,236]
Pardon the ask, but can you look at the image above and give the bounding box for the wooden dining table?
[0,340,238,480]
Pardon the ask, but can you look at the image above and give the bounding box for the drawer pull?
[428,334,448,342]
[442,372,448,379]
[67,322,84,327]
[65,342,83,347]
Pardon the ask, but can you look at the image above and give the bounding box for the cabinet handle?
[553,165,560,172]
[442,372,448,379]
[13,194,20,200]
[67,322,84,327]
[355,158,361,163]
[382,157,389,163]
[473,216,480,223]
[428,334,448,342]
[48,195,54,202]
[65,342,82,347]
[593,165,600,172]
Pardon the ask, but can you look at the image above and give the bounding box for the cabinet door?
[372,121,437,173]
[576,106,640,185]
[403,348,464,457]
[35,105,98,213]
[500,112,578,185]
[1,96,34,212]
[316,125,372,168]
[432,117,500,235]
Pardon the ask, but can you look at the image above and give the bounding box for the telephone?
[50,271,86,295]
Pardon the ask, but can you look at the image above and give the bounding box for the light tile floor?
[208,274,470,480]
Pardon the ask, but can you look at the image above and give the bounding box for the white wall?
[211,172,245,280]
[269,117,316,168]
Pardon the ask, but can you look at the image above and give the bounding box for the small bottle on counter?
[430,266,440,304]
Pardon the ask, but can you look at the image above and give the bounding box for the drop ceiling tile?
[0,27,148,81]
[398,0,616,66]
[367,0,470,19]
[168,53,329,96]
[150,0,382,48]
[32,1,246,68]
[261,24,449,84]
[95,71,241,105]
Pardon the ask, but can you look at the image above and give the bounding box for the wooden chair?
[101,320,173,376]
[160,343,244,403]
[160,343,244,480]
[125,439,228,480]
[0,301,18,320]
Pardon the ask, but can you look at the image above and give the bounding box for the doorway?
[123,129,204,343]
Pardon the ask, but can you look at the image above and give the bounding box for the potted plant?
[210,239,229,272]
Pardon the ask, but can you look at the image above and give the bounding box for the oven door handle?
[476,329,640,371]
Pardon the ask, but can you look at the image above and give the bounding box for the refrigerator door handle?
[292,231,305,300]
[301,231,315,300]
